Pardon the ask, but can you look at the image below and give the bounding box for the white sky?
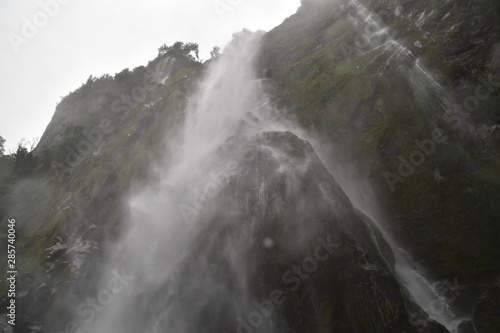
[0,0,301,152]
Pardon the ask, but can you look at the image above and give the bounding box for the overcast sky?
[0,0,301,152]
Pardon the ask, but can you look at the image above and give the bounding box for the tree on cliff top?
[158,42,199,62]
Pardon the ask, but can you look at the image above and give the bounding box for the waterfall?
[81,30,288,333]
[156,57,176,85]
[69,7,465,333]
[322,0,471,331]
[310,154,463,332]
[345,0,473,136]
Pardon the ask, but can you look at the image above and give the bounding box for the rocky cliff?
[1,0,499,332]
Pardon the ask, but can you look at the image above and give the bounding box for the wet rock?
[471,277,500,332]
[457,320,476,333]
[144,131,416,332]
[432,168,446,182]
[0,315,14,333]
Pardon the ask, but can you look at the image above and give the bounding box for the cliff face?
[1,0,499,332]
[0,56,205,331]
[260,0,500,326]
[84,131,417,333]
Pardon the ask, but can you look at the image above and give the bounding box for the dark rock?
[131,131,416,332]
[457,320,476,333]
[471,277,500,332]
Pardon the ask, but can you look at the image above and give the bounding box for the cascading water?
[156,57,176,85]
[69,29,410,333]
[345,0,473,136]
[325,0,472,331]
[308,150,464,332]
[70,6,467,332]
[80,31,296,333]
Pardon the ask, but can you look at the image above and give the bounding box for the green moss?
[316,298,339,332]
